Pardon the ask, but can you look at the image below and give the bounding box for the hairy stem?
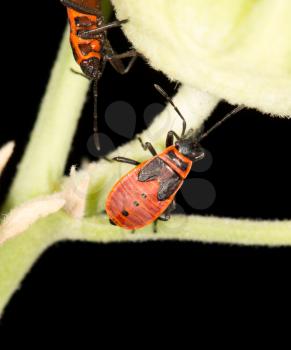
[3,27,90,210]
[67,215,291,246]
[0,213,66,317]
[1,212,291,316]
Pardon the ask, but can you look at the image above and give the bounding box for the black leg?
[173,81,180,91]
[109,54,137,75]
[153,220,158,234]
[70,68,89,80]
[157,216,169,222]
[79,19,128,39]
[165,130,180,147]
[112,157,140,166]
[158,200,176,221]
[138,137,157,156]
[104,42,138,75]
[92,80,100,151]
[102,156,114,163]
[154,84,187,137]
[106,51,138,75]
[153,200,176,234]
[107,50,138,61]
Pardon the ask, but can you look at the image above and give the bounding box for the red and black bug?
[60,0,137,150]
[106,85,244,232]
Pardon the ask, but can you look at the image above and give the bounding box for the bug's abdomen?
[67,8,103,66]
[106,160,183,230]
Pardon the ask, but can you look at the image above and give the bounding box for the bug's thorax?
[159,145,192,179]
[67,7,105,77]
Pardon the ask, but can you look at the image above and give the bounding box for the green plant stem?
[3,27,90,210]
[0,213,65,317]
[1,212,291,316]
[67,215,291,246]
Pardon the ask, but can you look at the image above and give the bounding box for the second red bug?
[106,85,244,232]
[61,0,137,150]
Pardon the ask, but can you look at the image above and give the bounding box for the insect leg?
[158,200,176,221]
[104,43,138,75]
[153,220,158,234]
[165,130,180,147]
[79,20,128,39]
[154,84,187,137]
[153,200,176,234]
[92,79,100,151]
[70,68,89,79]
[107,50,138,61]
[138,137,157,156]
[101,157,114,163]
[112,157,140,166]
[109,219,116,226]
[110,54,137,75]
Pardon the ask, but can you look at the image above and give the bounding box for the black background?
[0,0,291,334]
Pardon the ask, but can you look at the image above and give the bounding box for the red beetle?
[106,85,244,232]
[60,0,137,150]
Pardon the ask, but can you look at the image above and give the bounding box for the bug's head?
[175,129,205,162]
[80,57,101,80]
[154,84,244,162]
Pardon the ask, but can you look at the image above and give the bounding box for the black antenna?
[199,105,245,141]
[93,79,100,151]
[154,84,187,137]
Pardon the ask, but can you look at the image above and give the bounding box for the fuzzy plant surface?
[0,0,291,317]
[112,0,291,116]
